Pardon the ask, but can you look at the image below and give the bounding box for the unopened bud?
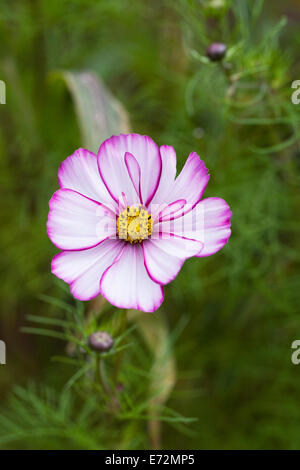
[88,331,114,352]
[206,42,227,62]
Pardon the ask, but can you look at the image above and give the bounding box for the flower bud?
[88,331,114,352]
[206,42,227,62]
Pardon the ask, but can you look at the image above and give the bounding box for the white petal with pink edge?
[151,145,177,205]
[153,199,186,222]
[51,239,124,301]
[124,152,142,202]
[156,197,232,257]
[150,152,210,219]
[142,235,203,285]
[97,134,162,207]
[47,188,116,250]
[58,148,116,209]
[100,243,164,312]
[196,197,232,256]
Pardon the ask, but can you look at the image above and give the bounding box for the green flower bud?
[88,331,114,352]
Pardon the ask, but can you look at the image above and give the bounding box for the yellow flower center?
[117,205,153,243]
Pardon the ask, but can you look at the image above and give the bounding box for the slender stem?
[93,309,127,412]
[95,353,112,396]
[95,354,102,387]
[220,62,237,100]
[100,358,111,394]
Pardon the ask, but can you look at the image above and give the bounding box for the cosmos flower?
[47,134,232,312]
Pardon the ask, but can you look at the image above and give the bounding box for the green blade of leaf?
[54,70,130,153]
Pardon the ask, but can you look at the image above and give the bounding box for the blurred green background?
[0,0,300,450]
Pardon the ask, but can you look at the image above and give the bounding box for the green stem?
[95,354,101,386]
[95,354,109,394]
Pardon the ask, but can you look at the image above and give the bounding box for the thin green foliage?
[0,0,300,450]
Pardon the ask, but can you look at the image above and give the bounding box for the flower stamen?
[117,205,152,243]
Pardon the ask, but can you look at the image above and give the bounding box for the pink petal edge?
[47,188,116,251]
[100,243,164,312]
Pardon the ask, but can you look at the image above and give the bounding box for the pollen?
[117,205,153,243]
